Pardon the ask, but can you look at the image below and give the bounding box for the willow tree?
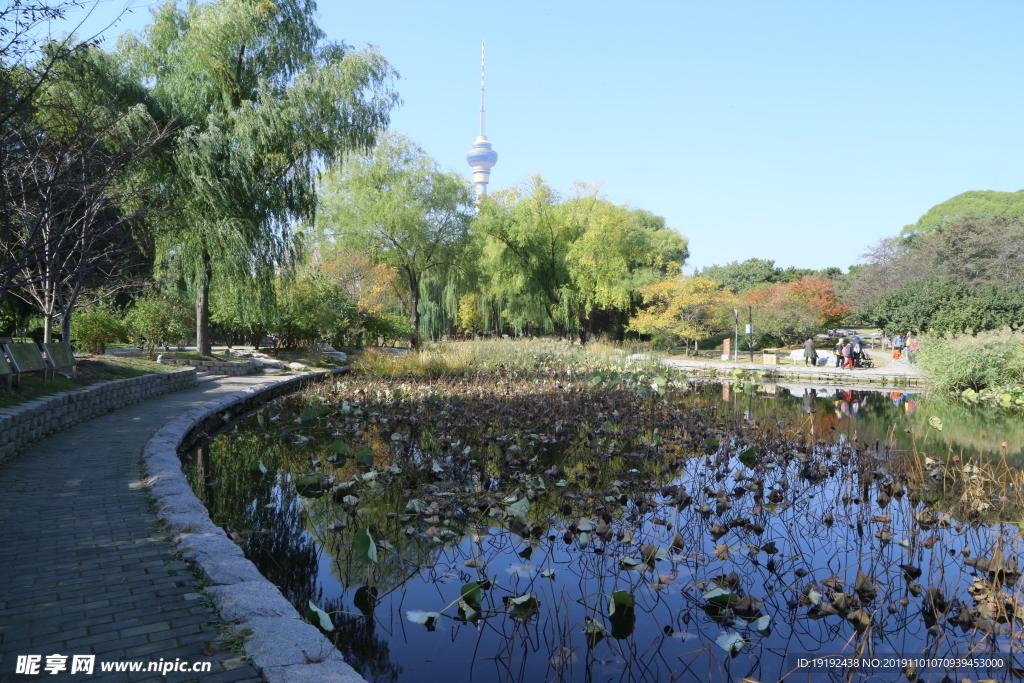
[477,175,689,341]
[316,134,474,348]
[475,175,579,335]
[563,199,689,341]
[121,0,398,354]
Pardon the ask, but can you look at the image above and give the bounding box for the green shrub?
[274,278,357,348]
[362,312,414,346]
[918,327,1024,392]
[870,278,1024,335]
[72,305,126,355]
[126,294,194,360]
[0,297,32,337]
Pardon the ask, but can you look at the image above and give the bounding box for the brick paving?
[0,376,278,683]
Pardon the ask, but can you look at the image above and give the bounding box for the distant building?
[466,42,497,198]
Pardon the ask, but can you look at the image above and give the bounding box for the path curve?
[0,375,311,682]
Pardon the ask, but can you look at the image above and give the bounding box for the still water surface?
[185,380,1024,683]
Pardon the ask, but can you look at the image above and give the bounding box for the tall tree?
[563,198,688,341]
[475,175,578,335]
[0,0,131,303]
[477,176,688,341]
[629,276,733,353]
[845,215,1024,323]
[122,0,398,354]
[4,45,168,342]
[316,134,475,348]
[901,189,1024,241]
[743,277,849,346]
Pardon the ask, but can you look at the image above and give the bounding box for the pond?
[183,371,1024,683]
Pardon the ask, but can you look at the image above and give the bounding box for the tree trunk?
[217,324,233,349]
[577,309,589,345]
[43,314,53,343]
[61,312,72,348]
[196,249,213,356]
[406,268,420,349]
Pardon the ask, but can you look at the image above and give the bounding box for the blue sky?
[53,0,1024,271]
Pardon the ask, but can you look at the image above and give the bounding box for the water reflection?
[183,379,1024,683]
[721,383,1024,466]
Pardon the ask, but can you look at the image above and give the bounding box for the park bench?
[42,342,77,379]
[2,342,49,386]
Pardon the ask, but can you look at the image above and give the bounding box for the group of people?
[802,332,918,369]
[796,336,867,369]
[801,336,869,368]
[892,331,918,364]
[832,336,868,369]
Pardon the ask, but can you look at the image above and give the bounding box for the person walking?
[803,337,818,366]
[842,340,855,369]
[852,336,863,368]
[891,332,904,364]
[834,338,845,368]
[906,335,918,364]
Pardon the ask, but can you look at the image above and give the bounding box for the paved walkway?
[659,349,924,385]
[0,376,284,683]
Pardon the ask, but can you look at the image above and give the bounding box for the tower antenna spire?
[480,41,485,137]
[466,41,497,199]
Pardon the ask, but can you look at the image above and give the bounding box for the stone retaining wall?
[142,367,364,683]
[158,358,256,376]
[0,368,197,464]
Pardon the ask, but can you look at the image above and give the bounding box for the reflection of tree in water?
[243,483,321,608]
[728,383,1024,465]
[321,593,402,683]
[184,436,322,607]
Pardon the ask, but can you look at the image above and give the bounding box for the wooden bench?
[42,342,77,379]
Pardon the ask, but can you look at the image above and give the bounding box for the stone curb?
[142,367,366,683]
[158,357,258,376]
[0,368,198,465]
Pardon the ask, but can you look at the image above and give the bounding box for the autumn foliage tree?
[629,276,734,353]
[743,277,849,346]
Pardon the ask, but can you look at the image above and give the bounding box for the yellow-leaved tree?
[629,276,735,354]
[457,292,484,335]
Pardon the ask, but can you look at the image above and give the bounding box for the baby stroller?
[857,351,874,368]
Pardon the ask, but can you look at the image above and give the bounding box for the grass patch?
[0,376,81,409]
[0,356,169,409]
[212,625,252,653]
[918,327,1024,393]
[350,338,652,380]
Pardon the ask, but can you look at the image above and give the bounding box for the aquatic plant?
[185,372,1024,683]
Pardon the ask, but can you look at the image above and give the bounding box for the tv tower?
[466,41,497,198]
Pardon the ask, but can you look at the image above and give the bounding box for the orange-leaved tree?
[317,250,405,345]
[629,276,735,353]
[742,276,849,346]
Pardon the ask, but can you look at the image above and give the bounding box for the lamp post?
[732,307,740,362]
[748,306,754,362]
